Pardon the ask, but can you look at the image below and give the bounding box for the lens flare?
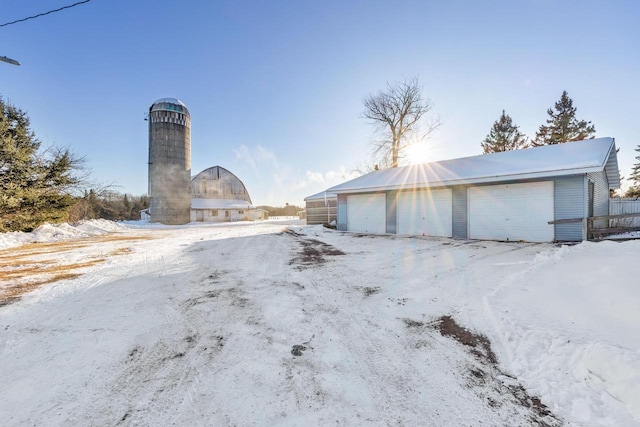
[405,143,430,164]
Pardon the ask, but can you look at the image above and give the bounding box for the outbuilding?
[190,166,264,222]
[324,137,620,242]
[304,191,337,225]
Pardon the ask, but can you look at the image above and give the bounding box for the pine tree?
[625,144,640,197]
[0,98,85,232]
[481,110,528,154]
[532,91,596,146]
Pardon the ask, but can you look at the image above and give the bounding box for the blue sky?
[1,0,639,206]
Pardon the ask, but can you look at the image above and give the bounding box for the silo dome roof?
[150,98,189,115]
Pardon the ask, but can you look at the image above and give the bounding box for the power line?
[0,0,92,28]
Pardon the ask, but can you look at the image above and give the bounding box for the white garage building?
[324,138,620,242]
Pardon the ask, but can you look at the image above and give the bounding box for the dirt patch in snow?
[283,230,345,269]
[291,344,307,356]
[360,286,381,297]
[436,315,497,364]
[422,315,561,426]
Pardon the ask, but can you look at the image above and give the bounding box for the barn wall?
[554,175,585,241]
[587,170,610,229]
[336,194,348,231]
[452,186,468,239]
[190,209,251,222]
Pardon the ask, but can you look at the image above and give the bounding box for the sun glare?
[405,143,431,165]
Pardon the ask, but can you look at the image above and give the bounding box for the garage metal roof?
[304,190,337,202]
[326,137,620,194]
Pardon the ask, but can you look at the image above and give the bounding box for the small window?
[225,211,229,217]
[238,210,244,214]
[211,209,218,216]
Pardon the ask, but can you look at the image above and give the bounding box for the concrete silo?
[148,98,191,224]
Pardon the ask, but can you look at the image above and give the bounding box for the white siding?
[587,171,610,229]
[468,181,554,242]
[554,176,585,241]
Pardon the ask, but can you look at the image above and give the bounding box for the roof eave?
[603,140,621,189]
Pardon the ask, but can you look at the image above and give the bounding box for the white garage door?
[347,194,386,234]
[397,189,452,237]
[468,181,554,242]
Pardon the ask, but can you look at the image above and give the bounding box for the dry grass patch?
[108,247,132,256]
[0,234,155,258]
[0,259,105,281]
[0,260,105,306]
[0,273,81,307]
[0,232,158,307]
[0,259,56,268]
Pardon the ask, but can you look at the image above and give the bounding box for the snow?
[1,220,639,425]
[608,230,640,239]
[0,219,127,250]
[326,137,616,194]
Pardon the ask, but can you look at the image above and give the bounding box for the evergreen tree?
[625,144,640,197]
[481,110,528,154]
[532,90,596,146]
[0,98,85,232]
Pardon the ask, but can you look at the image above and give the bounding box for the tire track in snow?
[284,233,432,424]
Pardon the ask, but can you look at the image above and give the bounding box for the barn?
[324,137,620,242]
[190,166,266,222]
[304,191,337,225]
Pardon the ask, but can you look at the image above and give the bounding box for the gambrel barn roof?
[326,137,620,194]
[191,166,252,202]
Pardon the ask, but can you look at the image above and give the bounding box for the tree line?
[68,189,149,223]
[256,203,303,217]
[362,79,640,197]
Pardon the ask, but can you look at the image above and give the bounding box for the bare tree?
[363,77,440,168]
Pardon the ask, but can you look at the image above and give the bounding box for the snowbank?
[0,220,128,250]
[486,240,640,425]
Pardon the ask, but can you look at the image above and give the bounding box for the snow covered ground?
[1,220,638,426]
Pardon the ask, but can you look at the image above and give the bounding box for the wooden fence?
[549,212,640,240]
[610,198,640,227]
